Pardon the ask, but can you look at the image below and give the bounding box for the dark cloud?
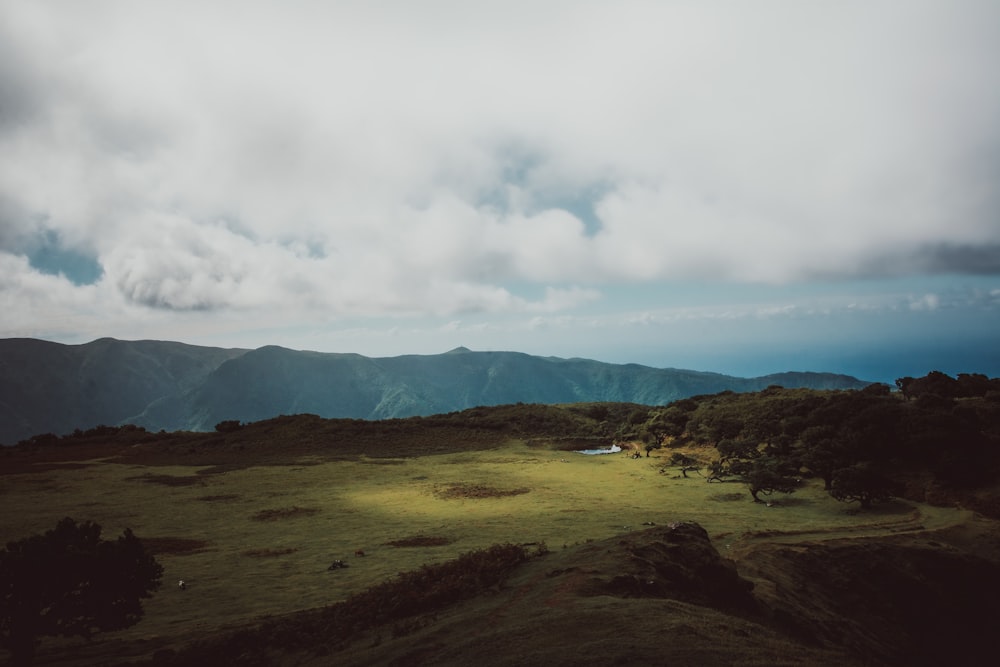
[916,243,1000,275]
[0,25,45,129]
[862,243,1000,278]
[0,196,31,248]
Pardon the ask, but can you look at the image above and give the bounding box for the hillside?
[3,385,999,666]
[0,338,871,444]
[178,519,997,667]
[0,338,247,445]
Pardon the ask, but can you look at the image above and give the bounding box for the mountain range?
[0,337,872,445]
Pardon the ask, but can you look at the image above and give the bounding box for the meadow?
[0,434,963,662]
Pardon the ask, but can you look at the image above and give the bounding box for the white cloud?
[909,293,941,311]
[0,0,998,350]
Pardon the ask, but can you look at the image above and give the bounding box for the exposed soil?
[243,547,299,558]
[434,483,531,499]
[386,536,455,547]
[126,473,205,487]
[250,506,320,521]
[142,537,211,556]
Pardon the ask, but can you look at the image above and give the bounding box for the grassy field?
[0,435,965,663]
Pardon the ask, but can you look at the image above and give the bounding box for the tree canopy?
[0,518,163,666]
[648,372,1000,508]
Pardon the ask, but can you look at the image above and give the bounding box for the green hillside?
[0,338,872,445]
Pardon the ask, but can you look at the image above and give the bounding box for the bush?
[0,518,163,666]
[215,420,243,433]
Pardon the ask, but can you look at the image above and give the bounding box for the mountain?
[0,338,872,444]
[0,338,247,445]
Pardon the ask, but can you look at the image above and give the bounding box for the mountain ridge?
[0,337,872,444]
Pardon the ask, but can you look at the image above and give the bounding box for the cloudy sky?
[2,0,999,382]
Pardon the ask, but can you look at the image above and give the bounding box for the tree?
[956,373,998,398]
[0,518,163,666]
[742,456,799,503]
[214,419,243,433]
[666,452,701,478]
[895,376,915,401]
[798,424,845,490]
[641,427,663,457]
[830,463,894,509]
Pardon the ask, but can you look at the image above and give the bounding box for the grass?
[385,535,454,547]
[243,547,299,558]
[251,506,321,521]
[0,438,966,663]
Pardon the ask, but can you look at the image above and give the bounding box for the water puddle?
[576,444,622,456]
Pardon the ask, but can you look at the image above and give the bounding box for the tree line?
[638,372,1000,508]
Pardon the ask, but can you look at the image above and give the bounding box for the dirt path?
[725,501,975,559]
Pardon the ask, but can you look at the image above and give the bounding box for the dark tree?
[655,405,691,437]
[0,518,163,666]
[641,427,663,457]
[667,452,700,478]
[692,411,744,444]
[715,435,760,465]
[214,419,243,433]
[798,424,845,490]
[860,382,892,397]
[743,456,799,503]
[956,373,998,398]
[895,376,915,401]
[830,463,894,509]
[906,371,960,401]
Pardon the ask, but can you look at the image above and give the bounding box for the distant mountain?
[0,338,246,445]
[0,338,872,444]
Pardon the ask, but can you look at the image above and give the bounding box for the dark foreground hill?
[0,337,871,444]
[143,519,1000,667]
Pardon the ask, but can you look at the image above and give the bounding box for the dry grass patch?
[30,462,93,472]
[197,494,240,502]
[251,506,320,521]
[243,547,299,558]
[385,535,454,548]
[198,464,249,475]
[707,492,746,502]
[127,473,203,487]
[435,483,531,499]
[143,537,211,556]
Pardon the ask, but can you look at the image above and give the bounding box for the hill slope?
[148,519,1000,667]
[0,338,871,443]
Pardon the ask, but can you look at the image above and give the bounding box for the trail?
[726,502,975,559]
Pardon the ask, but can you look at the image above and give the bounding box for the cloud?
[908,294,941,311]
[911,243,1000,276]
[0,252,113,339]
[0,0,998,337]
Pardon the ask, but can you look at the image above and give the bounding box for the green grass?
[0,438,964,659]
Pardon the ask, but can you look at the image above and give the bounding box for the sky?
[1,0,999,384]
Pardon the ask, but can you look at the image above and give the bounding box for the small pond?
[576,444,622,456]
